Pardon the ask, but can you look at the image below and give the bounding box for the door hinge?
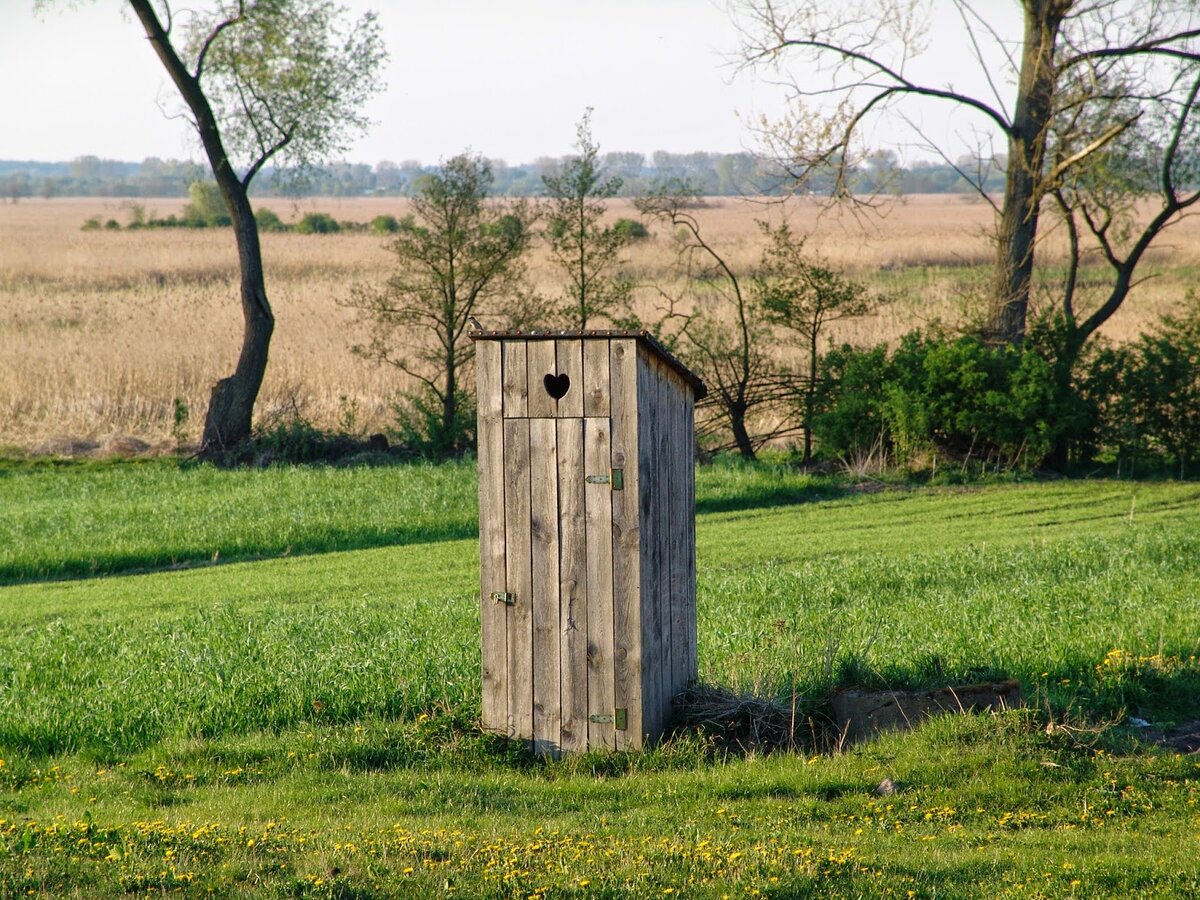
[585,468,624,490]
[588,708,628,730]
[490,591,516,606]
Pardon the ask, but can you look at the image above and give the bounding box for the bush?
[103,218,121,231]
[612,217,649,241]
[255,207,289,232]
[81,217,101,231]
[1086,304,1200,476]
[813,331,1069,472]
[390,386,476,459]
[811,343,891,461]
[251,414,385,466]
[370,213,400,235]
[182,181,231,227]
[295,211,341,234]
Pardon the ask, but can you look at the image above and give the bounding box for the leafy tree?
[54,0,387,455]
[755,222,881,464]
[345,154,539,457]
[735,0,1200,352]
[543,110,634,329]
[3,173,31,204]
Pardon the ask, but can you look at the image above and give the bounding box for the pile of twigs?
[673,683,814,754]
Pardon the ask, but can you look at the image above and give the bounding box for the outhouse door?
[477,337,644,755]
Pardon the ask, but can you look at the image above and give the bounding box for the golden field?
[1,194,1196,453]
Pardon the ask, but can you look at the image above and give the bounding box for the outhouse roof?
[469,329,708,401]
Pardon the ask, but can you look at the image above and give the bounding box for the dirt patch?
[1138,721,1200,753]
[832,679,1024,744]
[97,434,152,457]
[31,436,101,457]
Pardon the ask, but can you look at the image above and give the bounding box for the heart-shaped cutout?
[543,373,571,400]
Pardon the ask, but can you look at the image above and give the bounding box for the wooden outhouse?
[471,330,707,754]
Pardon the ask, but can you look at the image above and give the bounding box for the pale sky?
[0,1,1015,167]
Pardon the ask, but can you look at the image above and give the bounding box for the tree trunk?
[201,189,274,451]
[991,0,1067,345]
[730,401,755,460]
[443,345,457,449]
[803,323,819,465]
[130,0,274,457]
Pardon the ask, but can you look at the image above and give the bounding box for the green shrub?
[370,213,400,235]
[124,203,148,229]
[811,343,892,460]
[182,180,231,227]
[252,415,366,465]
[612,217,649,241]
[813,331,1071,471]
[390,385,476,459]
[255,207,289,232]
[103,218,121,230]
[1086,304,1200,476]
[295,211,341,234]
[81,217,101,231]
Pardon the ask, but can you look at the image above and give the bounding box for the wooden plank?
[609,338,642,749]
[584,416,616,749]
[555,339,584,418]
[582,339,610,418]
[526,340,558,419]
[529,418,561,756]
[652,355,673,737]
[502,341,527,418]
[557,418,588,753]
[636,346,662,743]
[683,385,698,685]
[476,339,508,734]
[503,418,533,743]
[666,368,691,699]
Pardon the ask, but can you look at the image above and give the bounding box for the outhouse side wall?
[636,344,698,745]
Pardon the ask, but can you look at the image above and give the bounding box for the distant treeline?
[0,150,1005,199]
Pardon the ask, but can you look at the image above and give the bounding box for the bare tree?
[735,0,1200,349]
[94,1,386,455]
[638,185,794,458]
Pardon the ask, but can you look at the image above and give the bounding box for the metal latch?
[585,468,624,490]
[588,708,628,730]
[491,591,516,605]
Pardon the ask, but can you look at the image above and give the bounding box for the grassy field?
[2,195,1196,452]
[1,460,1198,896]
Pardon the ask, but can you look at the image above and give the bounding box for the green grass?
[1,461,1199,896]
[0,458,478,584]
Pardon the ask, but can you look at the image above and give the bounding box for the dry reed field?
[1,194,1196,453]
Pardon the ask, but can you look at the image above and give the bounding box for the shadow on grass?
[3,458,883,587]
[694,479,887,516]
[0,519,478,587]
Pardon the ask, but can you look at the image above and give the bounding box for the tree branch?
[194,0,245,82]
